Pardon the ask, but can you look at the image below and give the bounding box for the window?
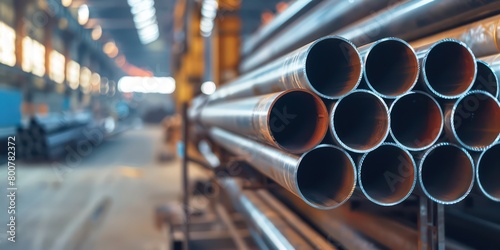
[49,50,65,84]
[0,21,16,67]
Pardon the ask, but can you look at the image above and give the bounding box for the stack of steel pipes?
[192,32,500,208]
[17,112,93,161]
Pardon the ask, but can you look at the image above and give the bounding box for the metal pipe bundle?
[200,90,328,153]
[476,143,500,202]
[208,36,362,103]
[471,60,500,98]
[209,127,356,209]
[358,143,417,206]
[444,90,500,151]
[329,90,390,153]
[418,143,475,205]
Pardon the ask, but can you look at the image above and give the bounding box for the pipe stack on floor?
[16,112,94,161]
[190,1,500,210]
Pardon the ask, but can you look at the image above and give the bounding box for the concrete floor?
[0,126,206,250]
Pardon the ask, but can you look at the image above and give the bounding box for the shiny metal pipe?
[470,60,499,98]
[358,143,416,206]
[240,0,396,73]
[241,0,319,56]
[418,143,474,205]
[209,36,362,102]
[415,39,476,99]
[389,91,443,151]
[359,37,419,98]
[476,143,500,202]
[209,128,356,209]
[200,90,328,154]
[444,90,500,151]
[330,90,389,153]
[411,14,500,58]
[336,0,500,46]
[479,54,500,99]
[220,178,312,249]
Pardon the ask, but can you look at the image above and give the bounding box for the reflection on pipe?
[444,90,500,151]
[200,90,328,154]
[209,128,356,209]
[360,38,419,98]
[476,143,500,202]
[358,143,416,206]
[389,91,443,151]
[416,39,476,99]
[419,143,474,205]
[208,36,362,103]
[330,90,389,153]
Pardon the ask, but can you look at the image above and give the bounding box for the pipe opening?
[471,61,499,98]
[270,91,328,153]
[365,39,419,97]
[420,144,473,204]
[297,146,356,209]
[306,38,362,98]
[332,91,389,152]
[390,92,443,150]
[452,92,500,150]
[424,41,475,97]
[360,144,416,206]
[477,144,500,201]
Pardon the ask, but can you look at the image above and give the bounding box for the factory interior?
[1,0,500,249]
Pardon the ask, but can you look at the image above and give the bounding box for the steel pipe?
[470,60,499,98]
[358,143,417,206]
[411,14,500,58]
[209,128,356,209]
[476,143,500,202]
[330,90,389,153]
[241,0,319,56]
[389,91,443,151]
[209,36,362,103]
[220,178,315,249]
[415,39,476,99]
[480,54,500,100]
[444,90,500,151]
[201,90,328,154]
[418,143,474,205]
[359,37,419,98]
[336,0,500,46]
[240,0,396,73]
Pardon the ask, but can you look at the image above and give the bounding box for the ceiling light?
[133,9,156,23]
[78,4,90,25]
[62,0,72,7]
[201,81,216,95]
[103,41,118,55]
[91,25,102,40]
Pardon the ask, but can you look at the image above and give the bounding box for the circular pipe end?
[477,143,500,202]
[330,90,390,153]
[390,91,443,151]
[268,90,328,154]
[296,145,356,209]
[422,39,476,99]
[305,36,363,99]
[472,60,499,99]
[448,90,500,151]
[359,143,416,206]
[419,143,474,204]
[364,38,419,98]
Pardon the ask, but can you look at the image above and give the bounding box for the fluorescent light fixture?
[67,60,80,89]
[49,50,65,84]
[62,0,72,7]
[78,4,90,25]
[127,0,159,44]
[201,81,216,95]
[91,25,102,40]
[118,76,175,94]
[0,22,16,67]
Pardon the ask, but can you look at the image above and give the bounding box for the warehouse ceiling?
[73,0,283,76]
